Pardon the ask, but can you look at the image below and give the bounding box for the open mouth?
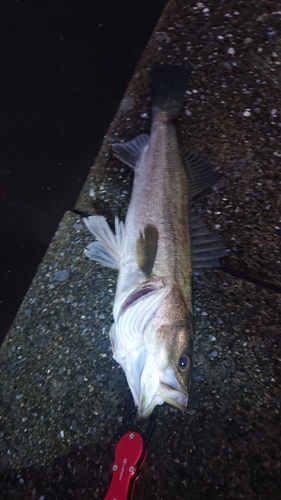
[160,384,188,412]
[138,381,188,418]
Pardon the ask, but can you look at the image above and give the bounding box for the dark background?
[0,0,166,343]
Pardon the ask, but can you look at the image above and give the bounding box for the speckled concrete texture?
[1,1,281,499]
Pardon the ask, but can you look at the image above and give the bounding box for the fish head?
[110,284,193,418]
[138,318,193,418]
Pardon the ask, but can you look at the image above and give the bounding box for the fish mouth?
[138,383,188,418]
[160,382,188,411]
[135,352,188,418]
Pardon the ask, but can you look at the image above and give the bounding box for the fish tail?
[151,63,191,120]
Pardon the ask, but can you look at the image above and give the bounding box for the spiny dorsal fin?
[136,224,159,277]
[183,147,221,199]
[112,134,149,169]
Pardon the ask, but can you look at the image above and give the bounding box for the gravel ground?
[1,1,281,499]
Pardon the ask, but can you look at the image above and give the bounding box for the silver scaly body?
[84,64,227,417]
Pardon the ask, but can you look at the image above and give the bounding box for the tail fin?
[151,63,191,120]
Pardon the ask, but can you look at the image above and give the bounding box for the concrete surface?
[1,1,280,499]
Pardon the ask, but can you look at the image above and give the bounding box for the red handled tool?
[104,409,156,500]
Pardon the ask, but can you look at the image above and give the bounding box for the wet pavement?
[0,1,281,499]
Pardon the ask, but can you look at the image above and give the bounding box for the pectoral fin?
[183,147,221,199]
[112,134,149,169]
[84,241,119,268]
[83,215,125,269]
[136,224,159,277]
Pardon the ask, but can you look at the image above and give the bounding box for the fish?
[83,63,227,418]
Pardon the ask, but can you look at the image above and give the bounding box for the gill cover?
[110,285,171,406]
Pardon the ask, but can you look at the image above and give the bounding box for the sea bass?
[84,64,226,418]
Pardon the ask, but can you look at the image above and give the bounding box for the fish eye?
[178,355,191,372]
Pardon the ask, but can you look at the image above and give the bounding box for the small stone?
[53,270,69,282]
[243,110,251,117]
[73,223,83,230]
[244,37,253,44]
[186,409,196,415]
[185,109,192,116]
[70,420,78,432]
[211,351,218,358]
[155,31,170,43]
[108,380,116,389]
[227,47,235,55]
[119,95,135,113]
[88,427,97,435]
